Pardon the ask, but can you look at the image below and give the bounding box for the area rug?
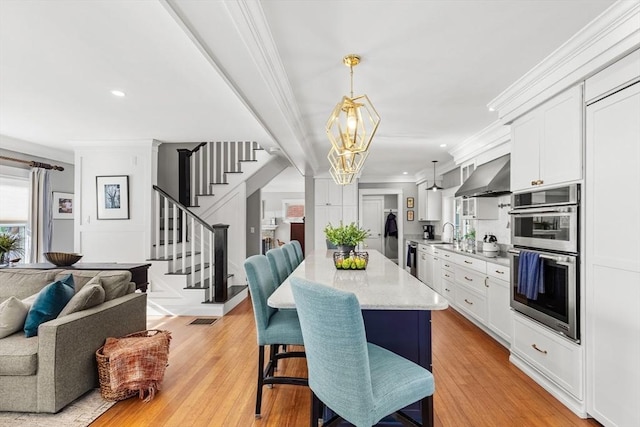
[0,389,115,427]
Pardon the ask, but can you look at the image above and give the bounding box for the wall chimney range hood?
[455,154,511,198]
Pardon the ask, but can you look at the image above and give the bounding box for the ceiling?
[0,0,617,183]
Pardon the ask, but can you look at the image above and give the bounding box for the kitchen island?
[268,249,448,427]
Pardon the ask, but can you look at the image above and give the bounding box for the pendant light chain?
[350,63,354,98]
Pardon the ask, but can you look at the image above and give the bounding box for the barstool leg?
[255,345,265,418]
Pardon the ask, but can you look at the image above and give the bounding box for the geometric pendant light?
[326,54,380,185]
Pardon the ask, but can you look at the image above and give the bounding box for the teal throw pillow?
[24,274,75,337]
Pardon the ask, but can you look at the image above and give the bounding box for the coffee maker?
[423,225,434,240]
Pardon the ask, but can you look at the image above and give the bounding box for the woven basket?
[96,329,169,401]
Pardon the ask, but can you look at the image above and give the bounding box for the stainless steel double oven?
[508,184,580,341]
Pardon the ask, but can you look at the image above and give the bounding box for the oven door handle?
[508,249,575,264]
[509,206,575,215]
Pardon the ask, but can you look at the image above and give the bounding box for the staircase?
[146,140,286,316]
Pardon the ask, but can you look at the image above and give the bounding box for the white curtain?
[27,168,52,263]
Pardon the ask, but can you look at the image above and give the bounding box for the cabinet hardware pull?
[445,274,450,278]
[444,264,450,267]
[495,270,504,274]
[537,179,544,185]
[464,260,472,264]
[465,276,472,281]
[464,299,473,305]
[531,344,548,354]
[434,257,438,260]
[531,180,537,186]
[445,288,450,292]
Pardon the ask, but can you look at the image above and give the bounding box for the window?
[0,165,29,263]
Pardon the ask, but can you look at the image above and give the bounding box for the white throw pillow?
[58,282,105,317]
[0,296,30,338]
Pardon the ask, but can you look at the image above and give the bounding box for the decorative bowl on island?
[43,252,83,266]
[333,251,368,270]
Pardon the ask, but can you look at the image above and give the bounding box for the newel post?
[212,224,229,302]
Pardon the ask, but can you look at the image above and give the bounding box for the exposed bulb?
[347,107,358,130]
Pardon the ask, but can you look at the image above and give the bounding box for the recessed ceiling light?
[440,144,447,148]
[488,106,495,112]
[111,90,125,97]
[403,171,408,175]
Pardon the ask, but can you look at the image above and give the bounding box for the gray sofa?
[0,268,147,413]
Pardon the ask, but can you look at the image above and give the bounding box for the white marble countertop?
[268,250,449,311]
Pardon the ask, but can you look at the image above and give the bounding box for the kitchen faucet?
[442,222,455,243]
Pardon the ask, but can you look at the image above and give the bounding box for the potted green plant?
[324,221,370,253]
[0,232,23,264]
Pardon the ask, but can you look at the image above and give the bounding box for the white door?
[362,196,384,253]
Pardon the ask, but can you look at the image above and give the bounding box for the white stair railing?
[152,185,229,301]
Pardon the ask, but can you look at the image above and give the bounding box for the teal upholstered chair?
[291,240,304,262]
[266,247,293,286]
[290,277,435,427]
[282,243,300,270]
[243,255,307,418]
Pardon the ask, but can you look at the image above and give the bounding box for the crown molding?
[447,120,510,166]
[488,1,640,124]
[0,134,74,164]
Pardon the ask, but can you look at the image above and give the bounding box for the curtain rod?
[0,155,65,171]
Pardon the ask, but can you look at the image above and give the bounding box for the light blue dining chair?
[266,247,293,286]
[282,243,300,270]
[244,255,308,418]
[290,277,435,427]
[291,239,304,263]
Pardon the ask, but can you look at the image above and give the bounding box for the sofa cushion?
[0,297,29,339]
[58,280,105,317]
[24,274,75,338]
[54,270,132,300]
[0,332,38,375]
[0,269,61,303]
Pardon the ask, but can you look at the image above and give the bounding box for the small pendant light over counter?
[428,160,443,192]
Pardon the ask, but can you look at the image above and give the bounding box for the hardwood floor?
[92,299,601,426]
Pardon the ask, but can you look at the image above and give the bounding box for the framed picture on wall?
[407,197,414,208]
[407,210,414,221]
[96,175,130,220]
[52,192,74,219]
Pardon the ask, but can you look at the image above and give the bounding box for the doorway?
[359,189,403,264]
[361,196,384,253]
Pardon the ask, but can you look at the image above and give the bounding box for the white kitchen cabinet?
[431,248,443,295]
[416,182,442,221]
[460,197,498,220]
[512,313,583,400]
[441,276,456,303]
[314,178,359,250]
[417,245,428,284]
[511,84,583,191]
[486,262,512,344]
[456,284,487,324]
[585,74,640,427]
[315,178,343,206]
[314,205,343,250]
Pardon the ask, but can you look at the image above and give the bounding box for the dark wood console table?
[4,263,151,292]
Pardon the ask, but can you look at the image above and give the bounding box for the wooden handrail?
[152,185,215,233]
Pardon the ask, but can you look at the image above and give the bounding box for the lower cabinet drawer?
[455,285,487,323]
[512,314,583,399]
[441,269,455,282]
[454,266,487,296]
[441,278,456,302]
[441,258,455,273]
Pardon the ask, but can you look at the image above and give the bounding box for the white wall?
[74,140,158,262]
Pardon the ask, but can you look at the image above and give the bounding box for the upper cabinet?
[417,182,442,221]
[314,178,343,206]
[511,84,583,192]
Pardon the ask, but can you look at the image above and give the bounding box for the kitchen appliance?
[508,184,580,341]
[509,184,579,253]
[482,234,499,255]
[406,241,417,277]
[455,154,511,198]
[508,248,578,341]
[423,225,434,240]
